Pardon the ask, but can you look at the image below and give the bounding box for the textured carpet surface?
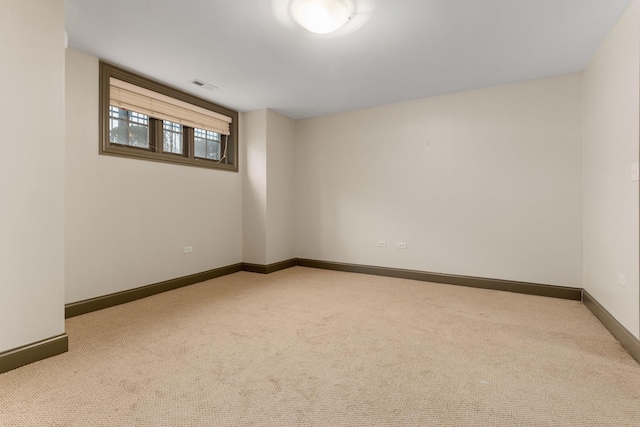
[1,267,639,426]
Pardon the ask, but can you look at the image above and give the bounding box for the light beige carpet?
[1,267,639,426]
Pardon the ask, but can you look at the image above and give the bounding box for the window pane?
[109,106,128,144]
[163,130,182,153]
[194,137,206,159]
[109,105,127,120]
[129,111,148,125]
[194,128,221,161]
[129,123,149,148]
[108,106,150,148]
[162,121,183,154]
[207,140,220,160]
[109,118,127,144]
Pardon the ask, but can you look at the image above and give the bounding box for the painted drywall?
[65,48,243,304]
[0,0,65,351]
[583,0,640,338]
[295,73,583,288]
[242,109,296,265]
[242,109,268,265]
[266,110,296,264]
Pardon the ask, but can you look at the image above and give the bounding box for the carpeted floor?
[0,267,639,426]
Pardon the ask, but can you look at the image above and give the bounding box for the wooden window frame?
[160,120,184,156]
[108,106,155,151]
[99,61,239,172]
[193,127,224,162]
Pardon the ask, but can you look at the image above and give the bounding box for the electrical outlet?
[632,163,639,182]
[184,246,193,254]
[396,242,407,249]
[377,240,386,247]
[618,274,626,287]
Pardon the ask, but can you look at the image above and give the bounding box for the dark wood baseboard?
[65,259,581,320]
[14,260,636,377]
[12,261,634,376]
[0,334,68,374]
[65,263,243,318]
[296,259,582,300]
[242,259,297,274]
[582,290,640,364]
[65,257,640,366]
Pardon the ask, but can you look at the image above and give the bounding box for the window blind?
[110,78,231,135]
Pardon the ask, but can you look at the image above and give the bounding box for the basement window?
[194,128,222,161]
[109,106,150,149]
[99,61,238,171]
[162,120,183,155]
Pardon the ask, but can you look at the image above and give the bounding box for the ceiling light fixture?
[291,0,352,34]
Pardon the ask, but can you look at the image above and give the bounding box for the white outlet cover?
[632,163,639,182]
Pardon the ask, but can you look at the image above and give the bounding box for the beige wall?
[295,73,584,287]
[65,48,243,304]
[242,109,268,264]
[583,0,640,338]
[242,109,296,265]
[266,110,296,264]
[60,1,640,342]
[0,0,66,351]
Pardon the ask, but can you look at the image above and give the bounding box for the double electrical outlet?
[377,241,407,249]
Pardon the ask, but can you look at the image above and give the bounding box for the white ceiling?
[66,0,632,119]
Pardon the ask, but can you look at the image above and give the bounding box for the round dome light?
[291,0,352,34]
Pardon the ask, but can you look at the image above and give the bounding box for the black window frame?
[99,61,239,172]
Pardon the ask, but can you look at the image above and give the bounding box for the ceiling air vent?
[189,79,218,91]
